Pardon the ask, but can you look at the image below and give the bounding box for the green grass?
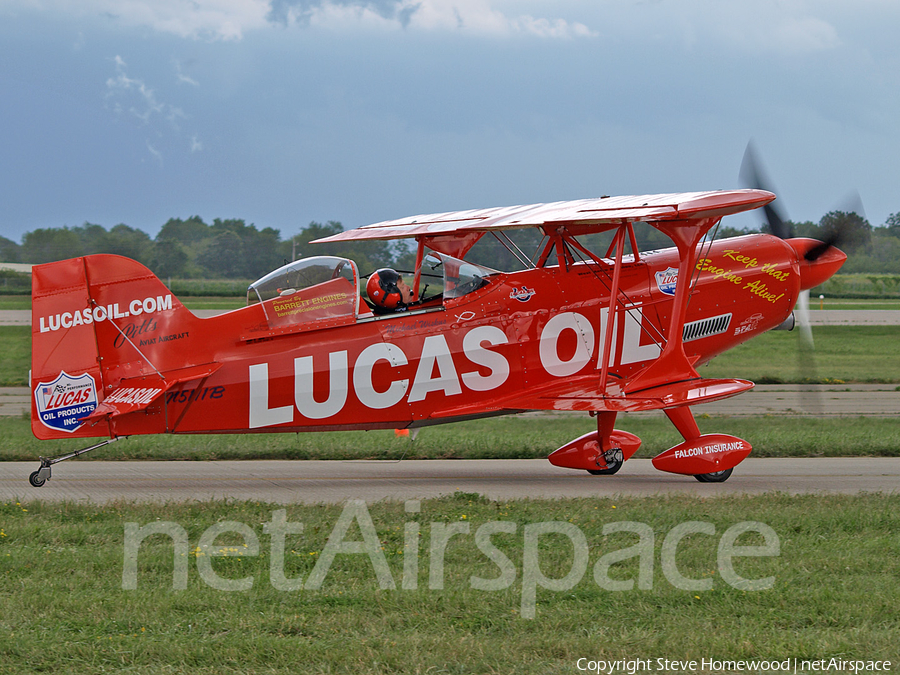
[814,298,900,309]
[0,494,897,673]
[0,327,30,386]
[4,414,900,462]
[815,273,900,299]
[0,296,30,310]
[701,326,900,383]
[180,296,246,310]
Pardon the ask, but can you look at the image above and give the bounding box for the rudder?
[31,255,195,439]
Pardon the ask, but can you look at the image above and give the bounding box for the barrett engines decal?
[654,267,678,296]
[34,371,98,433]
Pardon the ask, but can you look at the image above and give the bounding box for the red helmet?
[367,269,404,309]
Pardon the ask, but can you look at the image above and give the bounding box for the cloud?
[4,0,593,40]
[104,0,270,40]
[3,0,269,40]
[175,61,200,86]
[769,16,840,54]
[106,55,178,124]
[6,0,856,46]
[146,140,163,166]
[698,4,841,56]
[269,0,596,38]
[106,56,197,163]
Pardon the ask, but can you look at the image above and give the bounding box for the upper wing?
[312,190,775,244]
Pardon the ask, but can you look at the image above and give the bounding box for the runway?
[2,457,898,503]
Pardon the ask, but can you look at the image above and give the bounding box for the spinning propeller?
[738,141,852,410]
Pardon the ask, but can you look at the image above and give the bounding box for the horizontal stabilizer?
[84,363,221,421]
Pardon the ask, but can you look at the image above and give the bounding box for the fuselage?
[27,233,809,439]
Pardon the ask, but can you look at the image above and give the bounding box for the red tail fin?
[31,255,196,439]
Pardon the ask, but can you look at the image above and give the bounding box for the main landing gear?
[586,448,624,476]
[694,468,734,483]
[28,437,121,487]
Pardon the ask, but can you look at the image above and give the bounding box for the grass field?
[701,326,900,383]
[0,296,30,310]
[3,414,900,462]
[815,299,900,309]
[0,494,896,673]
[0,327,29,386]
[177,296,247,310]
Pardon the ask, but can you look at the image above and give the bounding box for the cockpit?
[416,253,496,301]
[246,252,498,330]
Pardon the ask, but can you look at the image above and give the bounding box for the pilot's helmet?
[367,269,404,309]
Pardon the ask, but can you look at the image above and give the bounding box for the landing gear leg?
[586,411,623,475]
[27,437,121,488]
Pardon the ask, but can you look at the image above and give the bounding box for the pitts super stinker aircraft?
[27,190,846,487]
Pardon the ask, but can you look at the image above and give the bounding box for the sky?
[2,0,899,244]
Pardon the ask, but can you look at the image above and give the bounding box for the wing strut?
[599,225,627,393]
[625,217,721,394]
[411,239,426,298]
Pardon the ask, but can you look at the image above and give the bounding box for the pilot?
[367,269,414,313]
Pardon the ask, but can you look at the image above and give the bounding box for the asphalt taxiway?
[2,458,898,503]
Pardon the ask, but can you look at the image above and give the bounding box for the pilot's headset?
[367,269,405,310]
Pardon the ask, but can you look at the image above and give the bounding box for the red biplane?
[27,190,845,487]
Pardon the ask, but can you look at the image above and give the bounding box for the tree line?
[1,209,898,279]
[0,218,404,280]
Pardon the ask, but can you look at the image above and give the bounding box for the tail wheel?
[29,470,46,488]
[694,468,733,483]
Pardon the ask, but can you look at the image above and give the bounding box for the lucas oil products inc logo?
[654,267,678,296]
[35,371,98,433]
